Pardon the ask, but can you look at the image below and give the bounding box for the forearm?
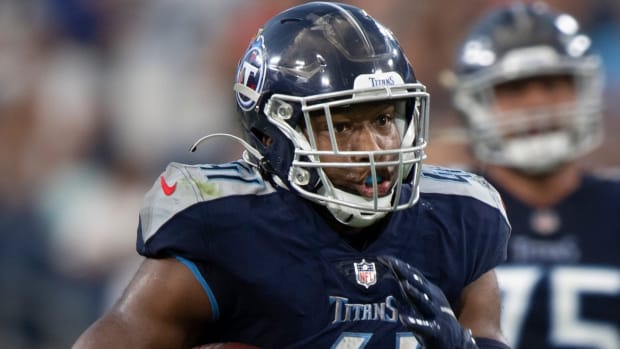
[73,309,192,349]
[73,313,138,349]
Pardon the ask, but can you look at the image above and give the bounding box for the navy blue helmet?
[234,2,429,227]
[452,2,603,173]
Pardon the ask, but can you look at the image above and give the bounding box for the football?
[192,343,261,349]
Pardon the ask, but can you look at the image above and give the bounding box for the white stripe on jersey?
[419,165,508,222]
[140,161,276,243]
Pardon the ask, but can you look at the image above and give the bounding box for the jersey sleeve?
[420,165,511,287]
[460,171,511,281]
[136,162,210,258]
[135,161,275,259]
[462,172,511,278]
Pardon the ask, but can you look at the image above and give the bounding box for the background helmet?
[234,1,429,227]
[451,2,604,174]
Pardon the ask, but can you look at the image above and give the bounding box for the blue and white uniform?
[137,162,510,348]
[494,174,620,349]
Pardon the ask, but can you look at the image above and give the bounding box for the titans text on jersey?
[330,295,399,324]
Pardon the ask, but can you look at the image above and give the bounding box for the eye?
[375,114,393,127]
[333,122,350,133]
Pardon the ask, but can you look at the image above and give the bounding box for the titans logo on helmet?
[235,36,267,111]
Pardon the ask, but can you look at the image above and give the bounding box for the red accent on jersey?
[160,176,177,196]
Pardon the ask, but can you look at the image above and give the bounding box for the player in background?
[449,2,620,349]
[73,2,511,348]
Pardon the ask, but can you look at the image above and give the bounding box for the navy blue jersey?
[137,161,510,348]
[493,174,620,349]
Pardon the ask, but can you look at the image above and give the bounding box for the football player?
[74,2,511,348]
[450,2,620,349]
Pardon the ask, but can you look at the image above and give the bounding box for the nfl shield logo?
[354,259,377,288]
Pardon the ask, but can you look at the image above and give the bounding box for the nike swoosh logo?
[160,176,177,196]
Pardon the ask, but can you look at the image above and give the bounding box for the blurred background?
[0,0,617,347]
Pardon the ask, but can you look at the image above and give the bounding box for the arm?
[73,257,213,349]
[458,269,506,343]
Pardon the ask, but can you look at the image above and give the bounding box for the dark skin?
[308,102,401,199]
[73,258,211,348]
[483,75,581,207]
[73,101,507,348]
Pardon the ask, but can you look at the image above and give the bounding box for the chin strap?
[499,131,572,174]
[189,133,289,190]
[321,186,390,228]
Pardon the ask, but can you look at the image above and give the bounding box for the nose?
[520,81,550,107]
[350,125,382,162]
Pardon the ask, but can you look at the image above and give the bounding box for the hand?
[379,256,478,349]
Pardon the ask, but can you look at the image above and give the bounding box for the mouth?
[504,124,564,139]
[355,174,394,197]
[326,166,397,198]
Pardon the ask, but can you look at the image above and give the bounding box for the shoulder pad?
[420,164,508,220]
[140,160,275,242]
